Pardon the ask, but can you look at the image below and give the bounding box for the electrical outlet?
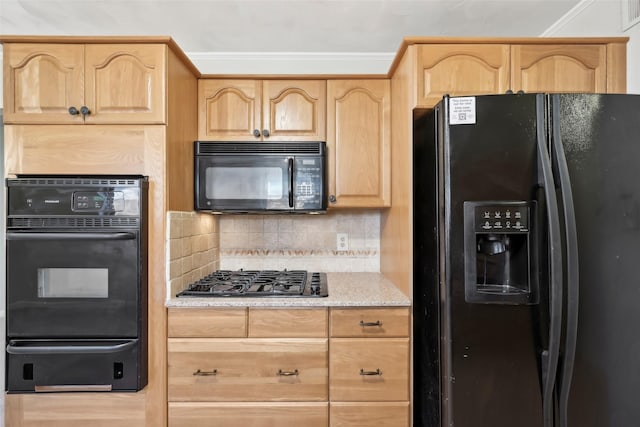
[337,233,349,252]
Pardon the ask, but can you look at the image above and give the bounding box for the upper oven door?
[6,230,141,339]
[196,155,295,212]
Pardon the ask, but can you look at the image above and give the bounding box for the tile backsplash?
[219,211,380,272]
[166,211,219,298]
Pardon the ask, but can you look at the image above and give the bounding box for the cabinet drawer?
[329,338,409,401]
[330,308,409,337]
[168,338,328,401]
[248,308,327,337]
[168,308,247,338]
[169,402,328,427]
[330,402,410,427]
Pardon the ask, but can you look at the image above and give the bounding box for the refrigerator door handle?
[536,94,564,427]
[550,94,580,427]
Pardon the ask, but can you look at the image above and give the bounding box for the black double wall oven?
[5,176,148,393]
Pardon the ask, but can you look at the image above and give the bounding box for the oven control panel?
[73,191,125,212]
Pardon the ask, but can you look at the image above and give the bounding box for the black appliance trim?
[535,94,563,427]
[7,217,141,228]
[550,94,580,427]
[196,141,326,155]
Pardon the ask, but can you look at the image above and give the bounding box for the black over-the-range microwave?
[195,141,328,214]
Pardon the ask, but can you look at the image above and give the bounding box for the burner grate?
[177,269,328,298]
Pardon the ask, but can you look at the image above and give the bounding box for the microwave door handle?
[288,157,294,208]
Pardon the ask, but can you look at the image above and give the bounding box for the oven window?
[37,268,109,298]
[206,167,283,200]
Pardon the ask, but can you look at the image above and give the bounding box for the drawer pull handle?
[193,369,217,376]
[360,368,383,376]
[278,369,299,377]
[360,320,383,327]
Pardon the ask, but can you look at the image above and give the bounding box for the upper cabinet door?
[327,79,391,208]
[511,44,607,93]
[3,44,85,124]
[262,80,326,141]
[198,79,262,141]
[84,44,166,124]
[417,44,510,107]
[3,43,166,124]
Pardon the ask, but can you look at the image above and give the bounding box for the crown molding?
[186,51,395,75]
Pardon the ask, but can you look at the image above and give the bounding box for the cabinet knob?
[68,106,80,116]
[262,129,270,138]
[329,195,337,203]
[253,129,261,138]
[80,106,91,118]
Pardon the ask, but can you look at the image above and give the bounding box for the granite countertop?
[166,272,411,308]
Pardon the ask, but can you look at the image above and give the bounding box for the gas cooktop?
[176,269,328,298]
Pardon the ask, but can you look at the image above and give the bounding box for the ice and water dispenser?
[463,201,539,304]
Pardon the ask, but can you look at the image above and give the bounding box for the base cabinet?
[167,307,330,426]
[329,307,411,427]
[169,402,329,427]
[330,402,410,427]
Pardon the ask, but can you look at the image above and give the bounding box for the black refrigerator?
[413,93,640,427]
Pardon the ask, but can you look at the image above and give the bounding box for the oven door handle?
[6,340,138,355]
[6,231,136,241]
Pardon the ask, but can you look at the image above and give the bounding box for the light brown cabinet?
[198,79,326,141]
[328,307,410,427]
[167,307,329,426]
[511,44,607,93]
[326,79,391,208]
[3,43,166,124]
[416,44,511,107]
[414,41,624,108]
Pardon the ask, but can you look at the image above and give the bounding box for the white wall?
[542,0,640,94]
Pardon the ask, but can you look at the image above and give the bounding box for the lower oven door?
[6,229,143,339]
[6,338,144,392]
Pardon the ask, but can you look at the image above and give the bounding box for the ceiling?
[0,0,584,73]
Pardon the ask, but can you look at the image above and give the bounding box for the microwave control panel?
[294,157,325,209]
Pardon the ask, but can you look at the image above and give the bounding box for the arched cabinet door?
[511,44,606,93]
[3,44,84,124]
[417,44,510,108]
[263,80,326,141]
[3,43,166,124]
[84,44,166,124]
[197,80,262,140]
[327,79,390,208]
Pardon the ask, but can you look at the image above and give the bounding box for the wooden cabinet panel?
[330,308,410,338]
[84,44,166,124]
[329,338,409,401]
[248,308,328,338]
[417,44,510,107]
[511,44,607,93]
[5,392,146,427]
[4,125,162,176]
[169,402,329,427]
[330,402,410,427]
[168,308,247,338]
[262,80,326,141]
[327,79,391,207]
[3,44,84,124]
[3,43,166,124]
[198,79,325,141]
[168,338,328,401]
[198,79,262,140]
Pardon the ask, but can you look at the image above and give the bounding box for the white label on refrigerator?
[449,97,476,125]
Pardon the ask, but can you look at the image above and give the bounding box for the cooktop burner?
[177,269,328,297]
